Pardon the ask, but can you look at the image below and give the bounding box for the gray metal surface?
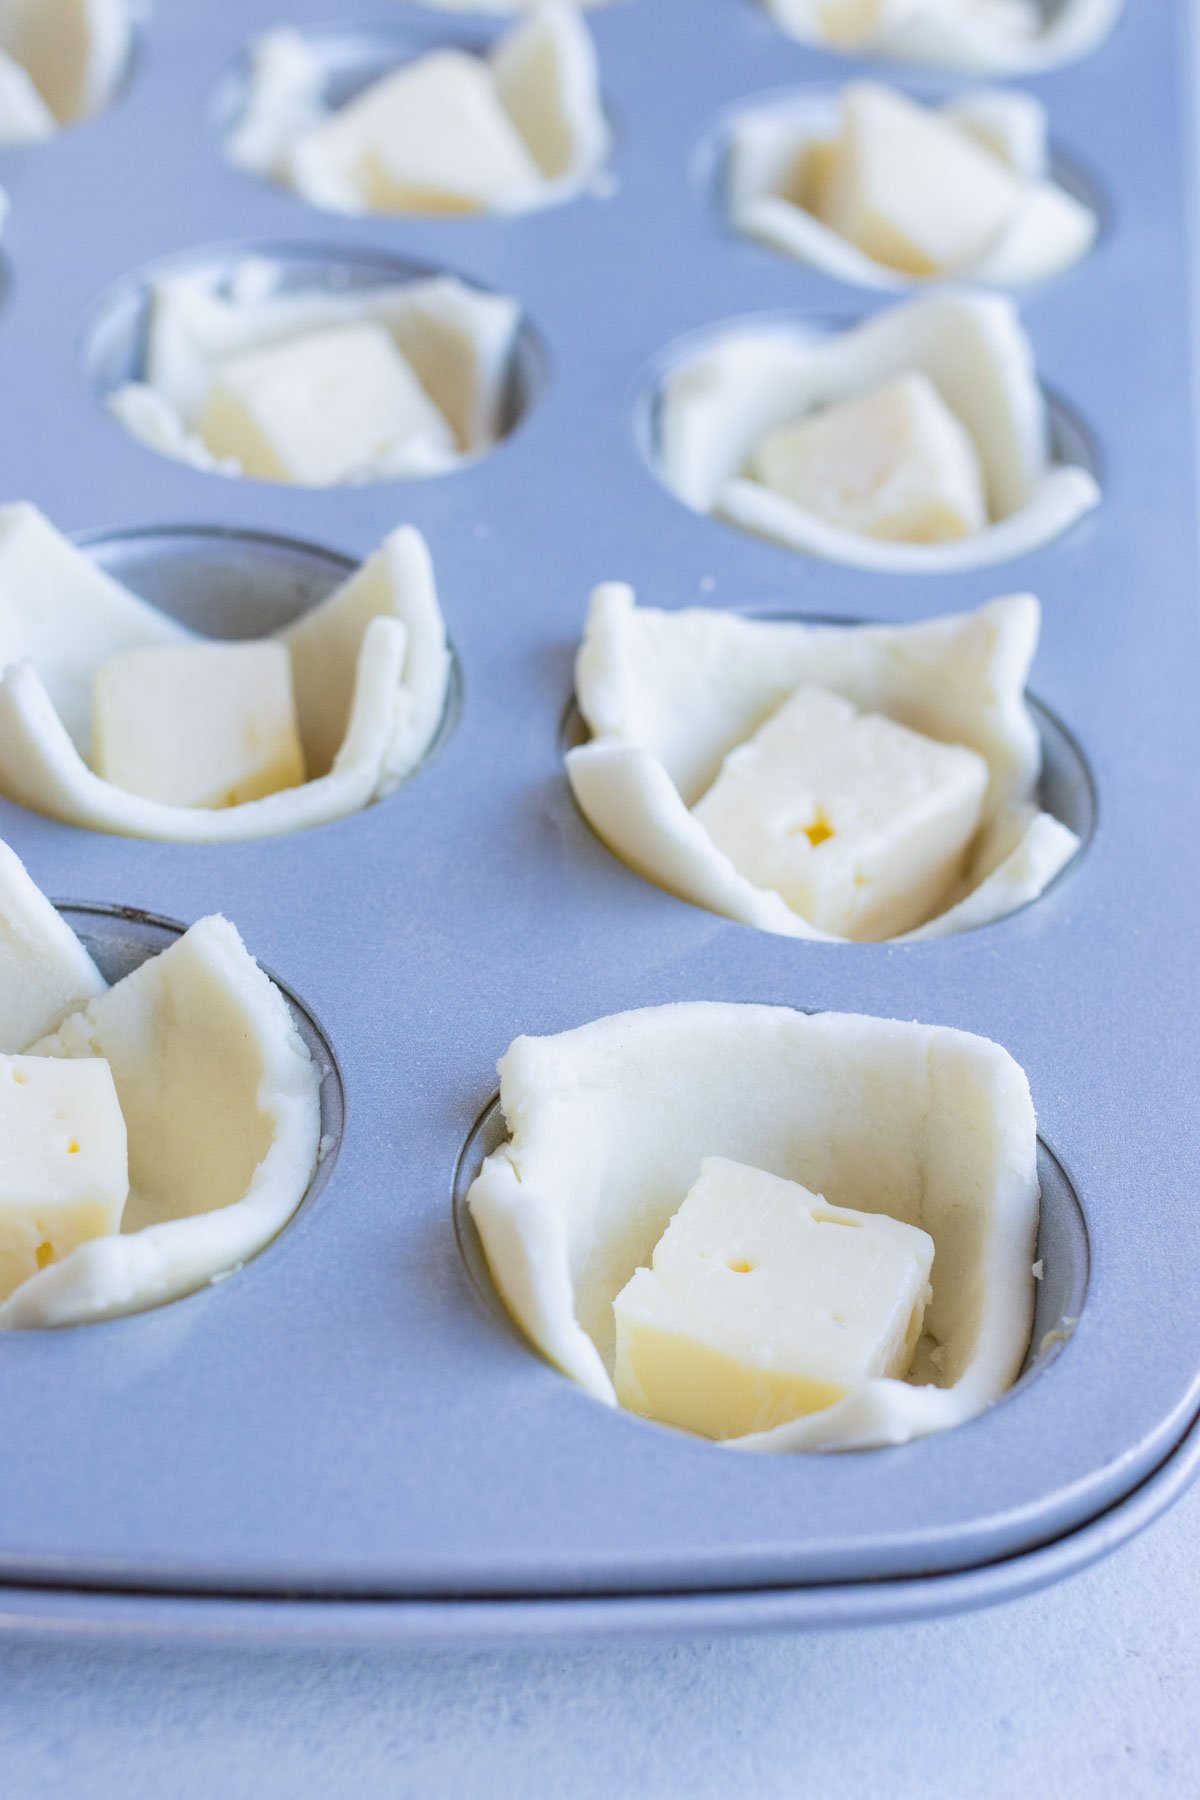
[0,0,1195,1636]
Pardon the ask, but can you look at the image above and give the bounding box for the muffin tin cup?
[211,13,617,222]
[15,902,348,1335]
[694,80,1111,295]
[0,0,1196,1643]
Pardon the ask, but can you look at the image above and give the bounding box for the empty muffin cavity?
[761,0,1123,74]
[0,0,135,143]
[645,294,1100,571]
[461,1003,1079,1450]
[716,83,1099,290]
[0,506,457,841]
[221,6,610,218]
[565,587,1088,942]
[0,850,341,1330]
[87,246,542,486]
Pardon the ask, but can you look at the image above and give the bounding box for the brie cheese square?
[692,683,988,940]
[0,1053,128,1303]
[196,321,454,487]
[816,83,1022,276]
[815,0,890,47]
[613,1157,934,1439]
[92,640,307,811]
[297,49,543,215]
[750,372,988,544]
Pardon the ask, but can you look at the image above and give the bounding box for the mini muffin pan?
[0,0,1197,1645]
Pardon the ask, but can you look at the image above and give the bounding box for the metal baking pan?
[0,0,1196,1642]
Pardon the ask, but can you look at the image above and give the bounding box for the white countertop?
[1,1480,1195,1799]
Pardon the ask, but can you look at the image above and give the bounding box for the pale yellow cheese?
[0,1053,128,1302]
[815,0,887,45]
[815,84,1022,276]
[779,135,839,212]
[751,372,988,544]
[298,50,542,215]
[692,682,988,940]
[92,641,307,811]
[196,323,454,487]
[613,1158,934,1440]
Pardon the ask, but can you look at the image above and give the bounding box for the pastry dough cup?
[219,8,611,219]
[0,896,337,1330]
[89,244,541,484]
[466,1003,1048,1451]
[651,293,1101,572]
[566,585,1087,943]
[0,508,456,842]
[761,0,1123,75]
[714,86,1100,292]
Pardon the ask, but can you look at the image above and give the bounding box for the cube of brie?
[613,1158,934,1439]
[815,84,1022,277]
[0,1054,128,1303]
[296,49,542,215]
[815,0,888,46]
[196,322,455,487]
[750,372,988,545]
[692,683,988,940]
[92,640,307,811]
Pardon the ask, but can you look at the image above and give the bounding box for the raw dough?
[0,46,54,142]
[0,503,451,841]
[0,844,321,1328]
[763,0,1122,74]
[567,585,1080,941]
[107,262,523,484]
[228,6,609,217]
[656,292,1100,571]
[0,836,106,1052]
[468,1003,1040,1450]
[727,85,1097,289]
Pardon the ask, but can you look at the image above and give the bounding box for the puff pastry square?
[469,1003,1040,1450]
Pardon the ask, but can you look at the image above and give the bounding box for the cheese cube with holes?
[196,323,455,486]
[692,683,988,940]
[613,1158,934,1439]
[751,373,988,544]
[815,84,1022,276]
[297,50,543,215]
[0,1055,128,1302]
[92,641,307,811]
